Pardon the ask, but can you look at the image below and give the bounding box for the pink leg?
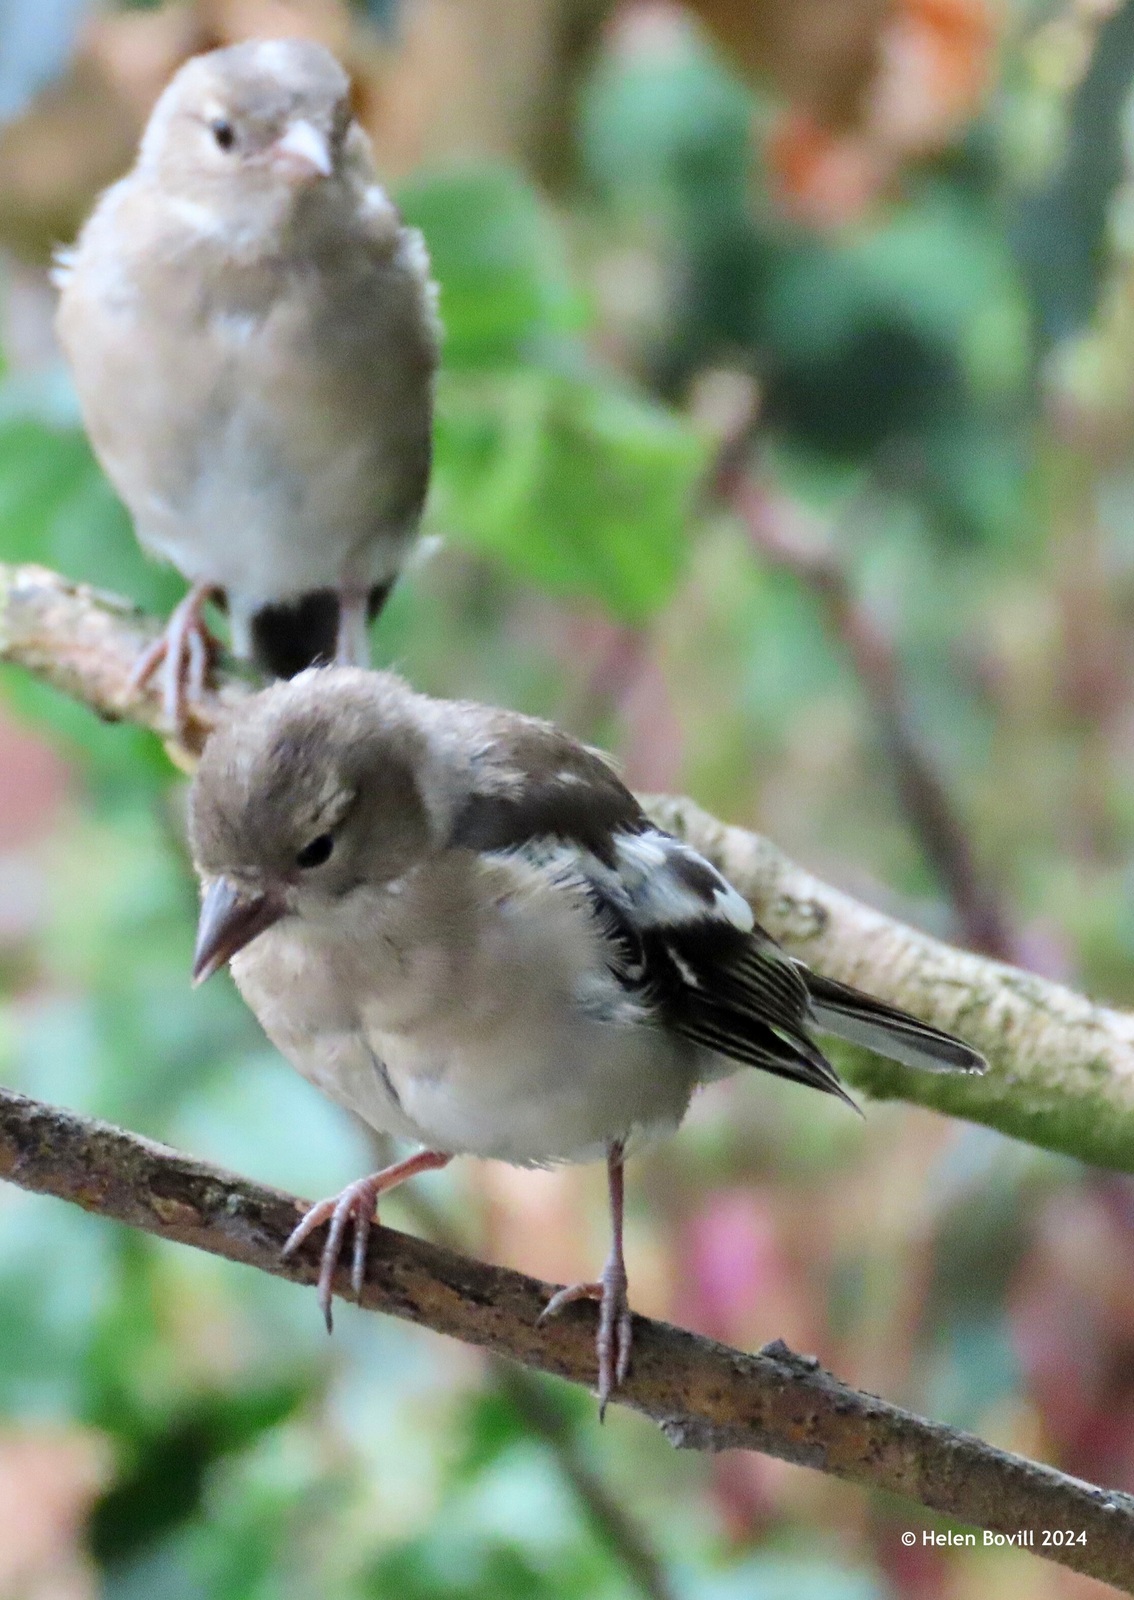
[281,1148,452,1332]
[539,1141,632,1417]
[129,581,220,733]
[335,588,371,668]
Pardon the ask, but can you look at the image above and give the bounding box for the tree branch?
[0,561,247,755]
[2,561,1133,1171]
[2,1084,1133,1591]
[647,793,1134,1170]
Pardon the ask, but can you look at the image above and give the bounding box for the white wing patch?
[611,830,755,933]
[493,828,754,938]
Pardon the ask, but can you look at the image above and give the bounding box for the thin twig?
[492,1363,679,1600]
[714,458,1019,963]
[396,1181,679,1600]
[2,1086,1133,1590]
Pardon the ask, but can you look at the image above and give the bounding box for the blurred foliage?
[3,2,1134,1598]
[403,165,706,624]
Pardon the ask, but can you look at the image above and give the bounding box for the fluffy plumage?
[55,39,439,721]
[188,666,986,1405]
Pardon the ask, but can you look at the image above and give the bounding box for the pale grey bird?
[54,38,439,730]
[188,667,986,1410]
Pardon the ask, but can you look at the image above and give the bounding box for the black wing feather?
[449,740,983,1093]
[590,890,858,1110]
[803,969,986,1074]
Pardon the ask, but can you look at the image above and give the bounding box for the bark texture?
[2,1085,1133,1591]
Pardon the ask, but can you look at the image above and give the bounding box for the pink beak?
[271,119,332,181]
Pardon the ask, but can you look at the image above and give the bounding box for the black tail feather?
[803,970,987,1074]
[249,582,395,680]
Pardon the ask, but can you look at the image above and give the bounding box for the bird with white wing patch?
[188,666,986,1411]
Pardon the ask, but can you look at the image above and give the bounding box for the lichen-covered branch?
[0,562,247,753]
[2,561,1133,1170]
[648,795,1134,1170]
[1,1085,1132,1591]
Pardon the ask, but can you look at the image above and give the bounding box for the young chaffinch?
[55,39,439,731]
[188,667,985,1409]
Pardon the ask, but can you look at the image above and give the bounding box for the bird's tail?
[248,583,394,680]
[802,970,987,1075]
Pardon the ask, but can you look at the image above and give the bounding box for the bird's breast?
[232,859,700,1164]
[58,213,432,615]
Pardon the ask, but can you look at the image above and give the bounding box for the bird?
[187,666,987,1411]
[54,38,440,732]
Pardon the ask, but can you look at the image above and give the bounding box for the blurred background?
[2,0,1134,1595]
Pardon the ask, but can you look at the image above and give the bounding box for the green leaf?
[432,369,705,622]
[397,166,580,370]
[0,418,181,613]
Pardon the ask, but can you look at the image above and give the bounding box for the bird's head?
[188,668,436,984]
[139,38,357,230]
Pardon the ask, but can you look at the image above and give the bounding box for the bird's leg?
[281,1147,452,1332]
[539,1141,632,1417]
[335,587,372,667]
[129,580,221,732]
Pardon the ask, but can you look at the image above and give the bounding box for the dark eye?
[210,118,236,151]
[296,833,333,870]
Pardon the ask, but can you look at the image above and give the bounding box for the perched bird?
[188,667,986,1409]
[54,38,439,729]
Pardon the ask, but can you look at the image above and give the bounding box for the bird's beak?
[193,877,285,986]
[271,119,332,181]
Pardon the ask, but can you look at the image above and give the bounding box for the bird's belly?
[232,874,699,1167]
[76,293,420,616]
[369,1015,695,1165]
[136,411,404,606]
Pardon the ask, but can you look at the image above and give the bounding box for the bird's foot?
[539,1254,632,1418]
[282,1173,386,1333]
[281,1149,451,1333]
[129,582,221,734]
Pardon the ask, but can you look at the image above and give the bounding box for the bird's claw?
[540,1255,632,1418]
[281,1174,383,1334]
[130,582,220,735]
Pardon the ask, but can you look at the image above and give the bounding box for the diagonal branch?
[0,562,247,755]
[716,462,1020,964]
[2,1084,1133,1591]
[649,792,1134,1170]
[396,1181,679,1600]
[2,561,1134,1170]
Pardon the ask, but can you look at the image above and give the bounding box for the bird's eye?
[296,833,334,870]
[210,119,236,152]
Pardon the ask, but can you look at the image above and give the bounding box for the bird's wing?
[450,725,983,1096]
[592,837,857,1108]
[451,717,648,867]
[450,740,856,1104]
